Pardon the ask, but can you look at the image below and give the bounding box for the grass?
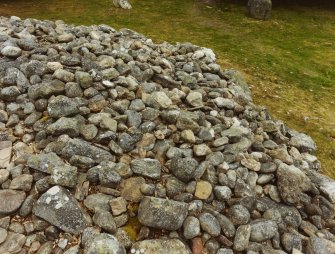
[0,0,334,177]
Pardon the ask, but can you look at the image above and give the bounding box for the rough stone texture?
[250,219,278,242]
[47,95,80,118]
[84,233,126,254]
[131,158,161,179]
[131,239,191,254]
[0,232,26,253]
[0,190,26,215]
[33,186,88,234]
[247,0,272,20]
[277,163,312,204]
[234,224,251,252]
[183,216,201,239]
[1,46,22,58]
[120,177,145,202]
[170,157,199,182]
[0,141,12,169]
[138,197,188,230]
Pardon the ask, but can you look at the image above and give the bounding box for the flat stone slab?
[131,239,191,254]
[0,190,26,215]
[138,197,188,231]
[131,158,161,179]
[27,152,64,174]
[0,141,12,169]
[33,186,88,234]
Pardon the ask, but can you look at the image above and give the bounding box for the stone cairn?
[0,15,334,254]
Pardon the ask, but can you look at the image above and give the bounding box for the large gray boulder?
[247,0,272,20]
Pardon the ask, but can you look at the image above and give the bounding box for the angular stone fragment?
[27,152,64,174]
[28,80,65,100]
[53,69,75,83]
[50,164,78,188]
[84,193,114,212]
[320,181,335,203]
[9,174,33,191]
[0,232,26,254]
[306,236,335,254]
[60,138,114,163]
[138,197,188,230]
[131,158,161,179]
[152,74,181,89]
[93,210,116,233]
[186,91,203,107]
[46,117,80,137]
[0,141,12,169]
[33,186,88,234]
[277,163,312,204]
[150,91,172,109]
[0,190,26,215]
[120,177,145,202]
[47,95,80,118]
[234,224,251,252]
[131,239,191,254]
[0,228,7,245]
[289,131,316,153]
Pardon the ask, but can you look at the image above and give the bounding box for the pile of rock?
[0,15,334,254]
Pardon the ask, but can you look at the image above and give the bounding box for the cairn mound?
[0,16,335,254]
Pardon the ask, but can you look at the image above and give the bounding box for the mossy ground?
[1,0,334,177]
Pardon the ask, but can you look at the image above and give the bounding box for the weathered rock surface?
[0,190,26,215]
[33,186,88,234]
[84,233,126,254]
[138,197,188,230]
[131,239,191,254]
[247,0,272,20]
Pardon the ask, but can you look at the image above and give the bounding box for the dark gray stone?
[247,0,272,20]
[131,158,161,180]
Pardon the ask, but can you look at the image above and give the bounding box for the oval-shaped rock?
[0,190,26,215]
[1,46,22,58]
[138,197,188,231]
[84,233,126,254]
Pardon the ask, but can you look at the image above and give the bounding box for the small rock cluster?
[0,15,335,254]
